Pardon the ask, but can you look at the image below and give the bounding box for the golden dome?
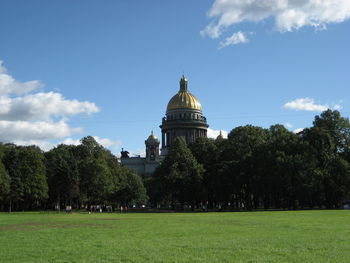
[146,131,159,142]
[166,91,202,112]
[166,76,202,112]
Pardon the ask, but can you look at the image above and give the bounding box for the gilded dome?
[166,76,202,113]
[146,131,159,142]
[166,91,202,112]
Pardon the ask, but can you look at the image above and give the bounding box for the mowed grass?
[0,210,349,263]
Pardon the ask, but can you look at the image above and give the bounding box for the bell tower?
[145,131,160,161]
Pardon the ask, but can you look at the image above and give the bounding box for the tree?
[221,125,270,209]
[0,145,10,204]
[3,145,48,211]
[189,137,221,207]
[2,145,23,211]
[0,160,10,203]
[151,137,204,209]
[45,144,80,209]
[113,168,148,205]
[302,110,350,207]
[18,146,48,209]
[313,110,350,154]
[261,124,307,209]
[76,136,115,204]
[75,136,149,206]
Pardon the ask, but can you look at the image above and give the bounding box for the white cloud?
[0,60,42,96]
[11,140,56,152]
[283,98,341,112]
[333,104,342,110]
[284,123,293,129]
[207,128,228,139]
[93,136,121,150]
[0,92,99,121]
[61,138,81,146]
[127,148,146,158]
[10,136,122,153]
[201,22,223,39]
[0,120,81,142]
[0,60,100,150]
[219,31,249,48]
[293,128,304,133]
[62,136,121,152]
[202,0,350,39]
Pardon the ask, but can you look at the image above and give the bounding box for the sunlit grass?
[0,210,349,262]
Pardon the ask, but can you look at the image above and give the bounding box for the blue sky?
[0,0,349,156]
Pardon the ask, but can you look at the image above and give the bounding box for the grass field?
[0,210,349,263]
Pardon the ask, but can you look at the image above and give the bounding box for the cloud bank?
[0,60,104,151]
[202,0,350,46]
[283,98,341,112]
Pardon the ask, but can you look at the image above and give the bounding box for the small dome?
[166,76,202,113]
[146,131,159,142]
[216,130,224,140]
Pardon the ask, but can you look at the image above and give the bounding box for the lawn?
[0,210,349,263]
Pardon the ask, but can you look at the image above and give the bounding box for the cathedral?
[121,76,209,176]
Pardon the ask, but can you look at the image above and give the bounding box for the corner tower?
[145,131,160,162]
[160,76,209,154]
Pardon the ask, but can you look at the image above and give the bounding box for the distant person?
[65,205,72,213]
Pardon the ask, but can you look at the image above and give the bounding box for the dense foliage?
[0,136,148,211]
[149,110,350,209]
[150,137,204,209]
[1,110,349,211]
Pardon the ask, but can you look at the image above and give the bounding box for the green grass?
[0,210,349,263]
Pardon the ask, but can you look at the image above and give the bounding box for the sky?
[0,0,349,156]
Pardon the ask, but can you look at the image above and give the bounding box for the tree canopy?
[0,136,149,211]
[148,110,350,210]
[1,110,349,211]
[150,137,204,208]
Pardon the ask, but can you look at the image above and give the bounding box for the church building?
[120,75,208,176]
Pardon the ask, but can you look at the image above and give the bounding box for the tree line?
[1,110,349,212]
[0,136,148,212]
[148,110,350,210]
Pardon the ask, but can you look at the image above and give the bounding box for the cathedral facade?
[121,76,208,176]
